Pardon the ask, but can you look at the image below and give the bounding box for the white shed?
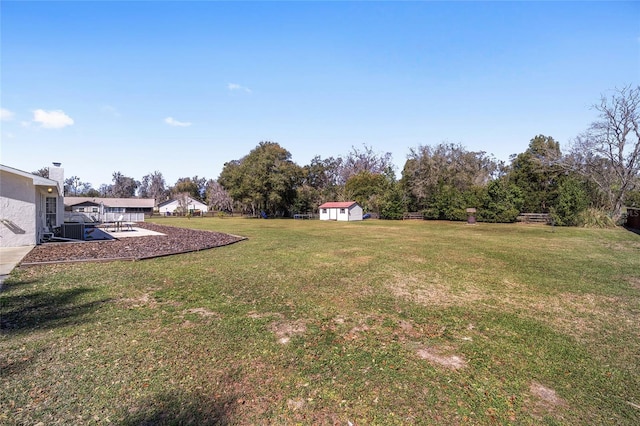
[318,201,363,222]
[158,196,209,215]
[0,163,65,246]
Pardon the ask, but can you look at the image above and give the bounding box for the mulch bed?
[20,222,246,265]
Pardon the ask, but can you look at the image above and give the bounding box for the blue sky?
[1,1,638,189]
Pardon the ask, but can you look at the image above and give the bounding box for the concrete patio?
[0,245,34,284]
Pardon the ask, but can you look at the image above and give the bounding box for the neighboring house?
[64,197,155,222]
[0,163,65,247]
[318,201,363,221]
[158,196,208,216]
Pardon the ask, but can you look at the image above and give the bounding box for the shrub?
[550,177,589,226]
[576,208,617,228]
[478,180,523,223]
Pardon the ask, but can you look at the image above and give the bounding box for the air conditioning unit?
[61,223,85,240]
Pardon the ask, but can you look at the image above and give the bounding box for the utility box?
[466,208,477,225]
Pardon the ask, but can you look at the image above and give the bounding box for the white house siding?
[345,205,363,221]
[158,200,180,215]
[0,170,38,247]
[336,205,363,221]
[318,202,363,222]
[336,208,350,221]
[159,198,208,215]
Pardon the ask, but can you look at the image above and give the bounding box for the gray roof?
[0,164,60,188]
[65,197,155,208]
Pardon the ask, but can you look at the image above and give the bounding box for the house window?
[340,208,345,214]
[45,197,57,228]
[92,207,99,213]
[77,207,85,212]
[322,209,327,213]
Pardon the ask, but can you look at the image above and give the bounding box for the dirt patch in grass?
[498,284,636,343]
[387,272,484,307]
[404,254,427,264]
[350,255,373,265]
[185,307,221,318]
[286,397,306,411]
[527,381,568,420]
[117,293,158,309]
[247,311,284,320]
[269,320,307,344]
[416,345,467,370]
[625,275,640,291]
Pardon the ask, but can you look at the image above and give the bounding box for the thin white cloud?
[1,108,15,121]
[164,117,192,127]
[101,105,121,118]
[32,109,74,128]
[228,83,252,93]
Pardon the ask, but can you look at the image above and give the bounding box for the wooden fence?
[403,212,424,220]
[516,213,551,224]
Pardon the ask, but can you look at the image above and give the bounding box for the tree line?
[35,85,639,225]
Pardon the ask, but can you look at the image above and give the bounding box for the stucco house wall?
[0,164,64,247]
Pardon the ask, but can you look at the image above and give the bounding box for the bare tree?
[338,144,394,185]
[63,175,93,196]
[32,167,49,178]
[571,85,640,221]
[139,170,168,206]
[175,192,192,216]
[205,179,233,212]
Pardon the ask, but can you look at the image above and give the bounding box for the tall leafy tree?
[570,85,640,221]
[377,167,406,220]
[218,141,302,216]
[344,171,388,213]
[171,176,206,201]
[401,142,497,216]
[294,156,343,213]
[110,172,139,198]
[508,135,563,213]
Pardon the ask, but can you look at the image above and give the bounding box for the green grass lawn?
[2,217,639,425]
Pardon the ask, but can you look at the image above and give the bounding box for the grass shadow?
[120,389,237,425]
[0,286,109,334]
[0,346,46,378]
